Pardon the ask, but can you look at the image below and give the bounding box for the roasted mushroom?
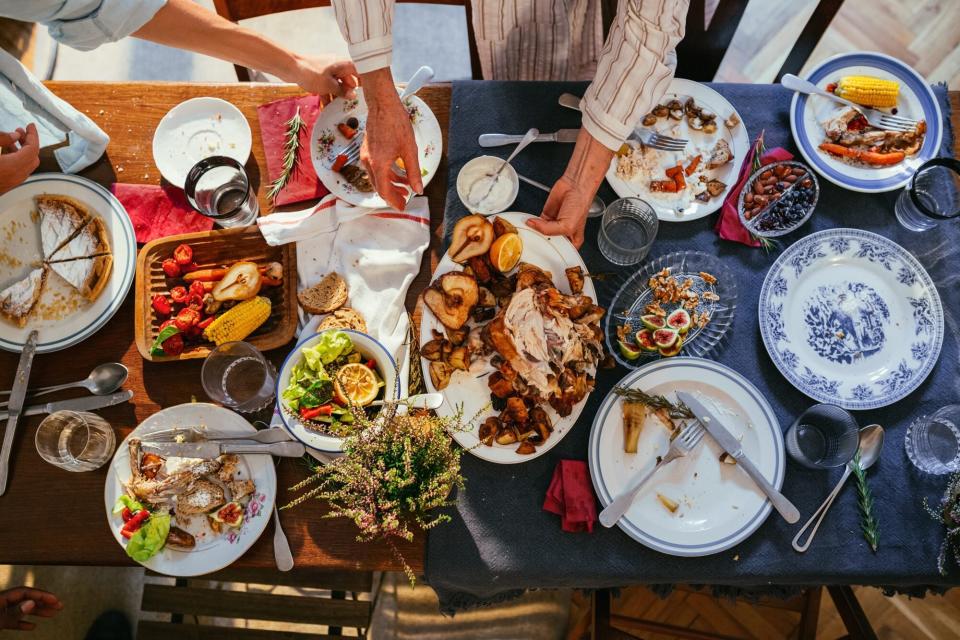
[448,214,495,263]
[478,417,500,446]
[503,397,529,425]
[447,327,469,346]
[652,103,669,117]
[702,121,718,135]
[423,272,479,330]
[724,113,741,129]
[706,179,727,198]
[495,428,518,445]
[428,361,454,390]
[477,286,496,308]
[684,97,699,117]
[642,112,658,127]
[488,371,515,398]
[467,255,493,283]
[687,115,704,131]
[420,338,445,361]
[447,346,470,371]
[516,442,536,455]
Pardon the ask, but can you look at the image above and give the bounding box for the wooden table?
[0,82,451,574]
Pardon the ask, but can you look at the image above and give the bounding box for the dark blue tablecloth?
[425,80,960,612]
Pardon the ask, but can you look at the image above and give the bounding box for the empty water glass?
[35,410,116,472]
[201,341,277,413]
[905,405,960,474]
[894,158,960,232]
[786,404,860,469]
[184,155,259,228]
[598,198,659,266]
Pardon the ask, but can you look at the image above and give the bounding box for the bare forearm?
[564,128,614,188]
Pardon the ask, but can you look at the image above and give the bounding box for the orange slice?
[333,363,380,406]
[489,232,523,273]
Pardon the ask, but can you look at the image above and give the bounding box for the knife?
[0,389,133,421]
[558,93,582,112]
[675,391,800,524]
[0,330,39,496]
[479,129,579,147]
[142,440,305,459]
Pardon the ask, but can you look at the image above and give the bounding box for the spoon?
[518,173,606,217]
[370,392,444,410]
[0,362,128,408]
[792,424,885,552]
[273,505,294,571]
[475,128,539,204]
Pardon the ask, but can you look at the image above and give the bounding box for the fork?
[557,92,688,151]
[599,420,706,528]
[781,74,918,132]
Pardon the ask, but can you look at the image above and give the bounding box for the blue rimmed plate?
[789,51,942,193]
[759,229,943,410]
[0,174,136,353]
[588,357,784,556]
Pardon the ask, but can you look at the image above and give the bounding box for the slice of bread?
[318,307,367,333]
[298,272,348,314]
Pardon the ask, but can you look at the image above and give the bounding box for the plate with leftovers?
[277,329,400,452]
[790,51,941,192]
[420,212,606,464]
[588,357,784,556]
[0,174,134,353]
[103,403,276,577]
[310,88,442,208]
[606,79,749,222]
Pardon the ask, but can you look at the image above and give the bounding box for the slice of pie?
[49,254,112,302]
[36,195,91,260]
[0,268,46,327]
[47,216,111,263]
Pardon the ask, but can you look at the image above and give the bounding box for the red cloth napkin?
[257,95,329,206]
[111,183,212,244]
[543,460,598,533]
[714,145,794,247]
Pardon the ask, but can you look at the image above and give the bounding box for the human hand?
[290,54,358,105]
[0,124,40,196]
[1,587,63,631]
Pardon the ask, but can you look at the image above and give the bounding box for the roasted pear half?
[448,214,494,263]
[423,272,479,330]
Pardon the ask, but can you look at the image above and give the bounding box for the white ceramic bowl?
[276,329,400,452]
[456,155,519,214]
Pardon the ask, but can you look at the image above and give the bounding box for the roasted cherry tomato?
[188,281,206,298]
[121,507,133,522]
[161,258,181,278]
[198,315,215,330]
[174,307,201,331]
[169,286,189,304]
[151,294,172,317]
[173,244,193,266]
[186,293,205,312]
[161,333,184,356]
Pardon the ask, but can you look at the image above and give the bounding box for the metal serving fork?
[781,74,918,132]
[558,92,688,151]
[599,420,706,528]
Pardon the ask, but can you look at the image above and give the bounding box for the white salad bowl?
[276,329,399,453]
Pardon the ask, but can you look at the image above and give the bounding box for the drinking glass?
[905,405,960,474]
[35,410,116,472]
[598,197,659,266]
[201,341,277,413]
[785,404,859,469]
[184,156,259,228]
[894,158,960,232]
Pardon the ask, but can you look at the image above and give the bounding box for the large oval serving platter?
[758,228,943,410]
[589,357,784,556]
[420,212,596,464]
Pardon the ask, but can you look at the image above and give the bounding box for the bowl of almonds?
[737,160,819,238]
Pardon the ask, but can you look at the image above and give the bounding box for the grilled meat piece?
[176,479,226,516]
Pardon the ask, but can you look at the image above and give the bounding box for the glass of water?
[785,404,860,469]
[905,405,960,474]
[184,156,259,228]
[35,411,116,472]
[598,198,659,266]
[201,341,277,413]
[894,158,960,232]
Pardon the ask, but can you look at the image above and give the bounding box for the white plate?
[420,212,596,464]
[605,79,749,222]
[0,174,136,353]
[310,88,442,208]
[103,403,276,577]
[588,357,784,556]
[152,97,253,189]
[789,51,942,193]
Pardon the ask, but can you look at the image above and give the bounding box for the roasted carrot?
[684,155,701,176]
[650,180,680,193]
[337,123,357,139]
[183,267,228,283]
[818,143,905,166]
[260,276,282,287]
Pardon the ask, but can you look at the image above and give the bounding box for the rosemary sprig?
[852,451,880,552]
[613,386,694,420]
[746,129,778,252]
[266,106,305,205]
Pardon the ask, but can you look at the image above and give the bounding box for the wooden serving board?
[134,226,297,362]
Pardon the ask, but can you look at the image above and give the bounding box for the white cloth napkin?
[259,194,431,463]
[0,49,109,173]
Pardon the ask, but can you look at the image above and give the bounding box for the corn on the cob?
[834,76,899,108]
[204,296,271,345]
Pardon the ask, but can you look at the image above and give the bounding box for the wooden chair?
[212,0,482,81]
[137,567,377,639]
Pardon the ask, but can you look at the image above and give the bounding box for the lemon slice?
[333,363,380,406]
[489,232,523,272]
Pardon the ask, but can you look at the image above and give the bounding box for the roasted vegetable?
[211,262,262,302]
[420,338,445,361]
[447,346,470,371]
[203,296,271,345]
[491,215,518,237]
[448,214,494,263]
[657,493,679,513]
[429,361,454,390]
[833,75,899,108]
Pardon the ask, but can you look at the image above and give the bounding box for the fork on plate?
[781,74,918,132]
[557,92,688,151]
[598,420,706,528]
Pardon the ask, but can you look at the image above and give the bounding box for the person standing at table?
[329,0,689,248]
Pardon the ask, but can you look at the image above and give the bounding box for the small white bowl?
[275,329,400,453]
[457,155,519,214]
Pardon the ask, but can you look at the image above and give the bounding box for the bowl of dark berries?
[738,161,819,238]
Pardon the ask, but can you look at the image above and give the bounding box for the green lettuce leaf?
[125,513,171,562]
[112,495,144,515]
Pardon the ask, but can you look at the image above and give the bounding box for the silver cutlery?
[557,92,687,150]
[143,426,295,444]
[780,73,918,132]
[517,173,606,218]
[370,393,444,410]
[142,440,305,459]
[792,424,884,552]
[558,92,582,111]
[0,362,127,408]
[677,391,800,524]
[0,390,134,421]
[476,128,539,203]
[599,421,705,528]
[273,505,294,572]
[479,129,579,147]
[0,330,38,496]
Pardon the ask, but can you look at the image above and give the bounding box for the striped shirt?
[330,0,689,151]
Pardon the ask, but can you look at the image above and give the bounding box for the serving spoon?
[792,424,884,552]
[371,393,443,410]
[0,362,128,408]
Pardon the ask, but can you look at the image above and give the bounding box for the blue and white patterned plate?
[759,229,943,410]
[789,51,942,193]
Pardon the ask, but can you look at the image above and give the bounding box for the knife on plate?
[479,129,579,147]
[0,389,134,421]
[142,440,305,459]
[0,330,38,496]
[675,391,800,524]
